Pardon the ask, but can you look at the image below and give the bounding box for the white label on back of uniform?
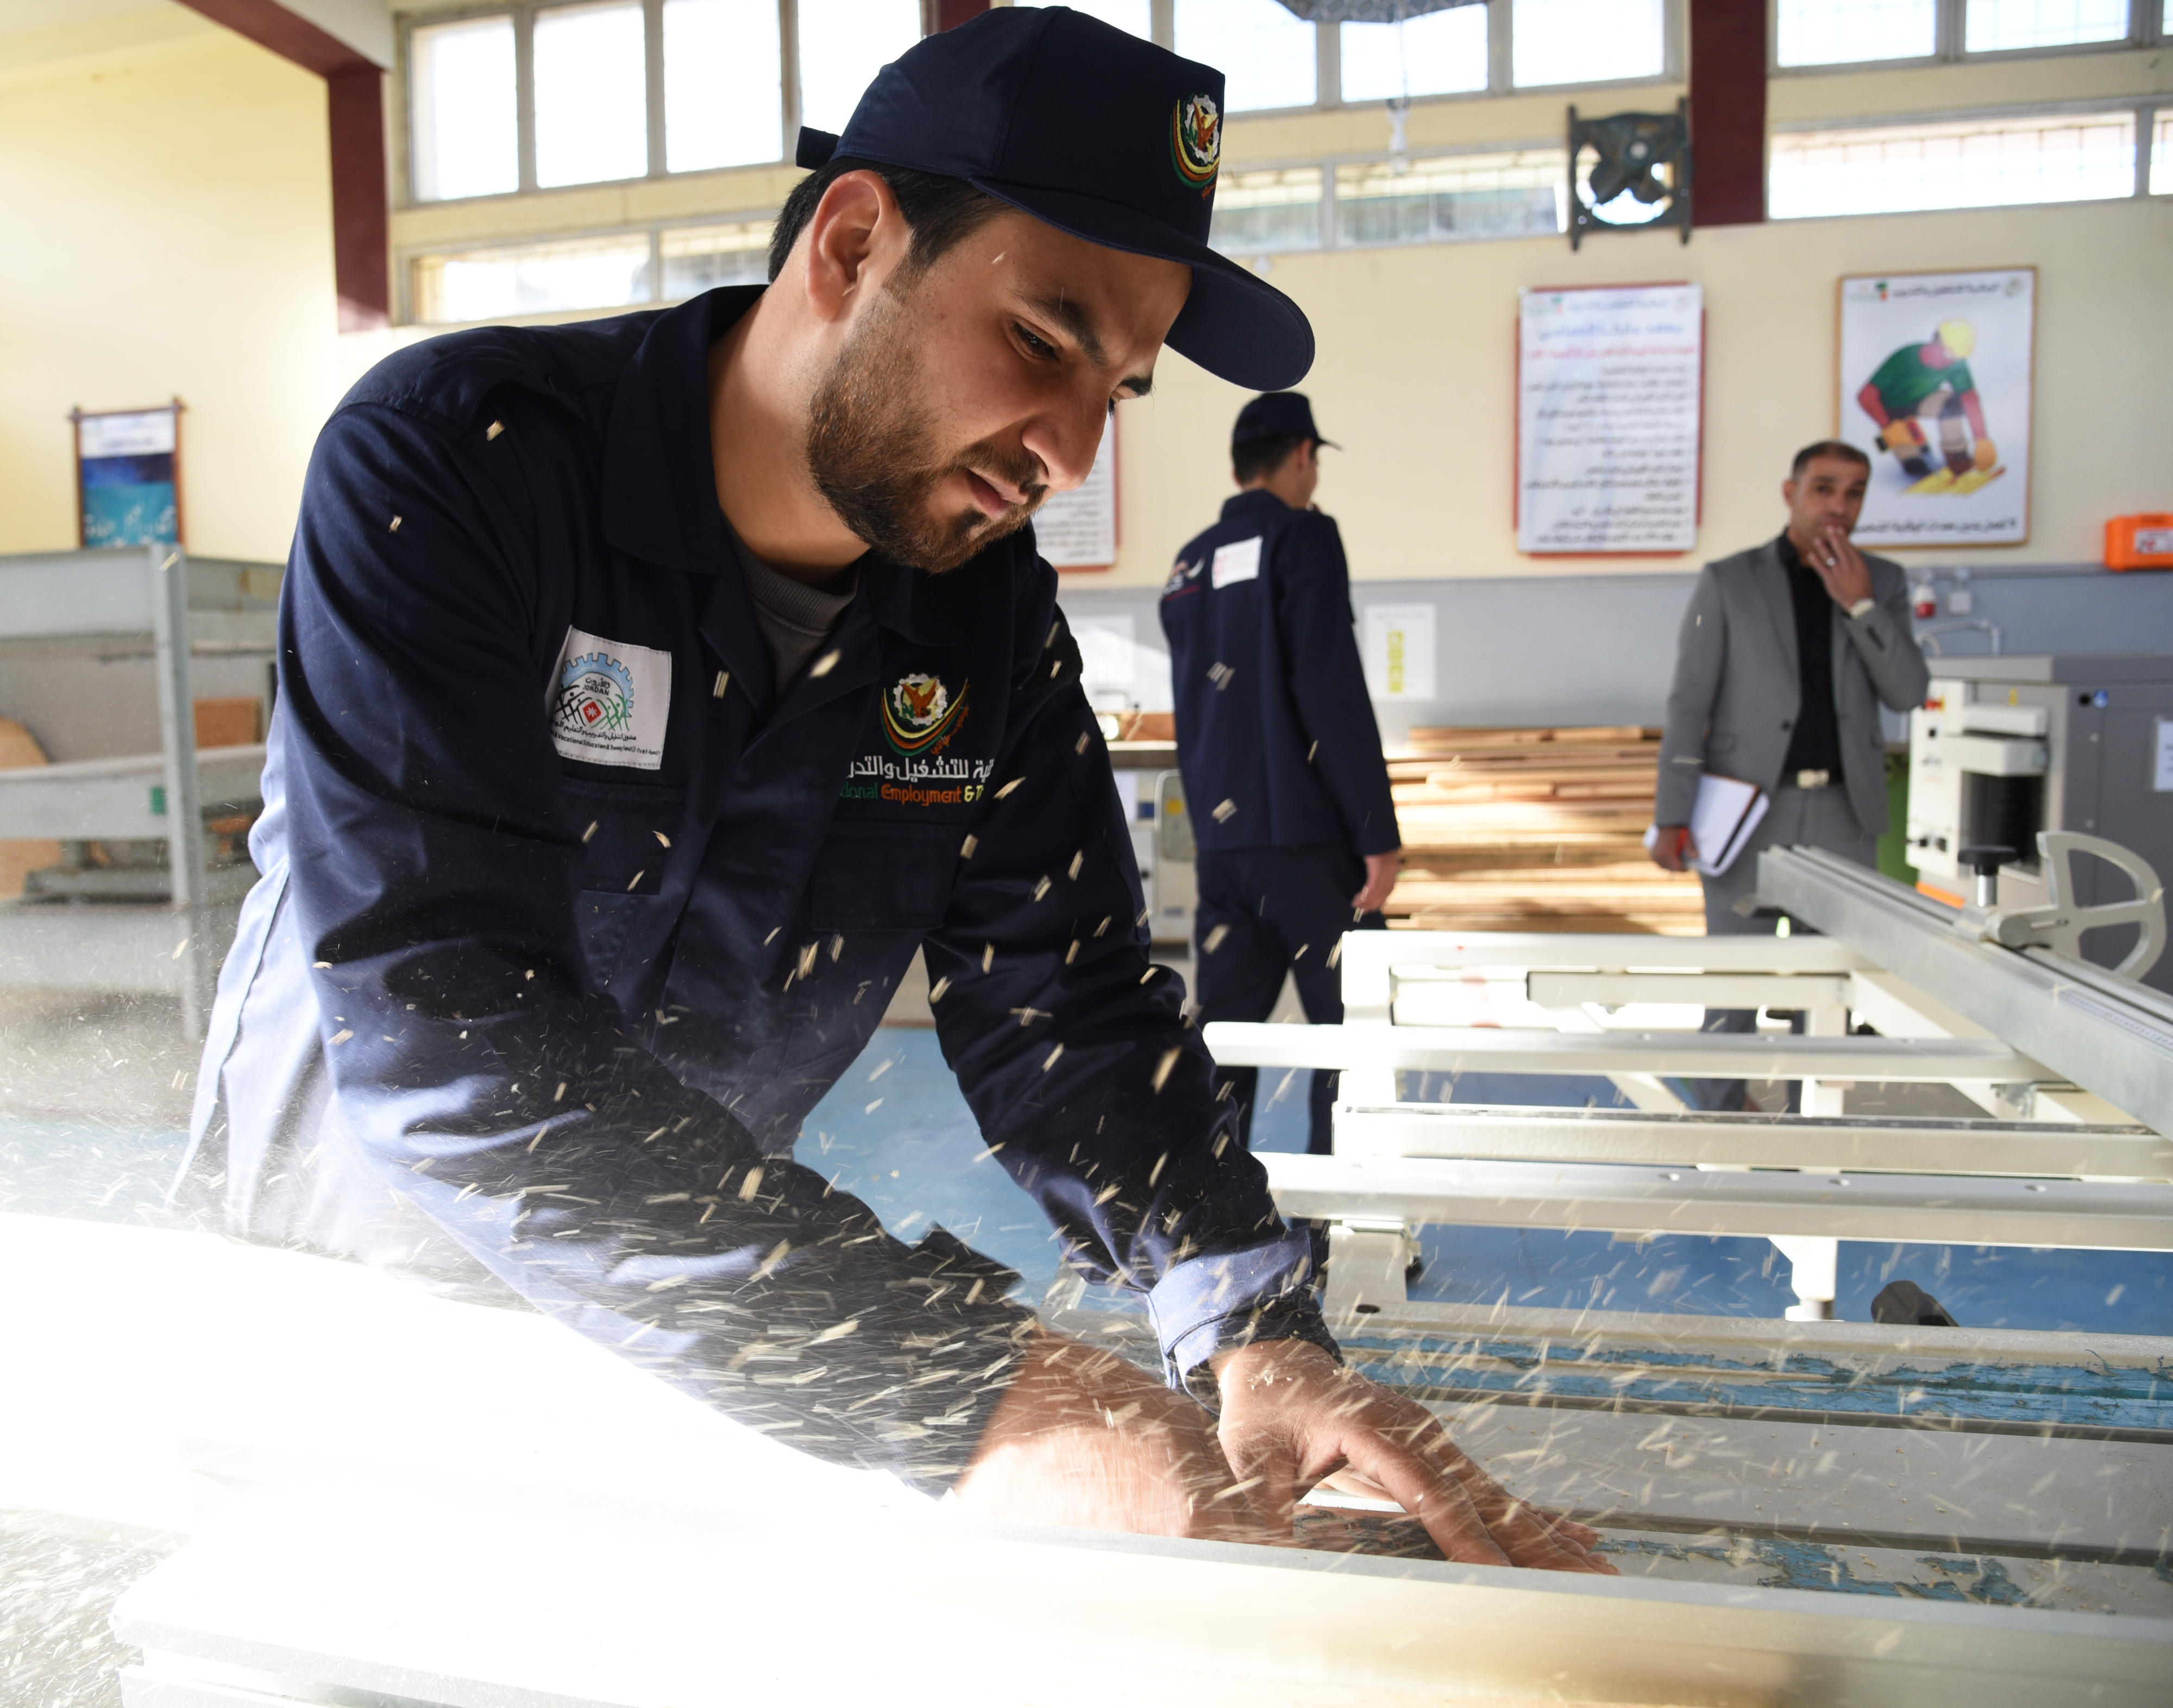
[550,626,671,770]
[1211,537,1262,589]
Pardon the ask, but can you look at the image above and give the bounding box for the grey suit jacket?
[1656,538,1930,838]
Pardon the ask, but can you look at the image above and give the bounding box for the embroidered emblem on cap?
[882,671,970,756]
[1169,93,1220,196]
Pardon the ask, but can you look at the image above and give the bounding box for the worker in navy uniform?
[1159,393,1401,1156]
[178,11,1604,1571]
[1650,440,1929,1111]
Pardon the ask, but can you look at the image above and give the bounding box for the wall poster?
[1037,415,1118,571]
[1516,283,1703,555]
[1837,267,2033,548]
[73,401,184,549]
[1361,603,1437,702]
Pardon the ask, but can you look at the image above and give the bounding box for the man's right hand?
[952,1330,1276,1543]
[1649,825,1697,873]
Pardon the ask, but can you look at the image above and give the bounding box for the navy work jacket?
[1159,490,1399,857]
[179,287,1328,1493]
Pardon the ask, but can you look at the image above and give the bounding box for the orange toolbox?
[2105,513,2173,570]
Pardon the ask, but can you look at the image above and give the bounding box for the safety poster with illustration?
[1837,267,2033,548]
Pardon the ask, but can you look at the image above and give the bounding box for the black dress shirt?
[1777,531,1843,782]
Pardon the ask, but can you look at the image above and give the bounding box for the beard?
[804,283,1048,574]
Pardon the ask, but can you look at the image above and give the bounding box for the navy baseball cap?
[795,6,1314,392]
[1232,391,1336,450]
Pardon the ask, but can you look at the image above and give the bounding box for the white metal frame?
[1206,920,2171,1324]
[0,547,276,1033]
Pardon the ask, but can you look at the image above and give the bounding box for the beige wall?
[2,11,2163,585]
[0,7,342,564]
[1106,192,2173,589]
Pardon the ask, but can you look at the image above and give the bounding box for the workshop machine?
[1907,654,2173,995]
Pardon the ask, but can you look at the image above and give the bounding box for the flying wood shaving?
[1203,924,1230,953]
[486,420,505,440]
[1067,851,1083,879]
[1074,731,1089,753]
[929,975,951,1002]
[1212,799,1237,823]
[713,670,730,697]
[810,1317,859,1343]
[1032,876,1051,901]
[654,830,671,846]
[809,649,840,677]
[738,1166,764,1201]
[960,834,978,858]
[1152,1047,1180,1092]
[328,1028,353,1046]
[982,943,994,972]
[995,777,1023,798]
[1042,1044,1064,1071]
[390,516,402,532]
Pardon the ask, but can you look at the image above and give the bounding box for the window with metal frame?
[1175,0,1317,112]
[797,0,923,133]
[664,0,787,173]
[411,14,519,202]
[1207,165,1326,253]
[1340,4,1490,103]
[534,1,649,189]
[1964,0,2132,52]
[1776,0,1940,67]
[2153,110,2172,191]
[412,233,655,323]
[1334,147,1566,244]
[406,1,924,204]
[661,219,778,295]
[1511,0,1666,87]
[1770,109,2138,218]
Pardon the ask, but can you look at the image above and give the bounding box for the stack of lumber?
[1384,725,1703,935]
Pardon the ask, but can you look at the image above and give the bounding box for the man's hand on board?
[1214,1339,1616,1572]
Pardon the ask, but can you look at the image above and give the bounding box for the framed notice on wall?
[1516,283,1703,555]
[73,400,183,549]
[1837,267,2033,548]
[1037,416,1118,571]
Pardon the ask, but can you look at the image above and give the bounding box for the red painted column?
[933,0,993,31]
[325,66,391,331]
[1687,0,1767,228]
[177,1,390,329]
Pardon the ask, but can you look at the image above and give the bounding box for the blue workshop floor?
[3,1027,2168,1334]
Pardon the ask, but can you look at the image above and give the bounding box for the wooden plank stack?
[1384,725,1703,935]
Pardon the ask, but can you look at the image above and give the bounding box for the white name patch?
[1211,537,1262,589]
[550,626,671,770]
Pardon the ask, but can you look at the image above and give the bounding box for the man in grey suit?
[1651,440,1930,1109]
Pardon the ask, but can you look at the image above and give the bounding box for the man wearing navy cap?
[181,8,1602,1572]
[1161,393,1401,1157]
